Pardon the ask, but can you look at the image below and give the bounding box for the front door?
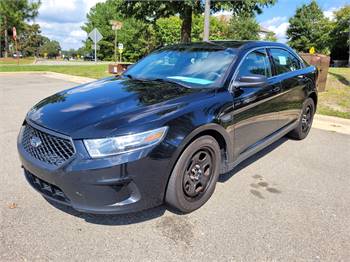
[232,48,281,158]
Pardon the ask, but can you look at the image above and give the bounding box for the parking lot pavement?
[1,73,350,261]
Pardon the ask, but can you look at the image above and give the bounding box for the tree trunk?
[348,21,350,67]
[4,17,8,58]
[180,5,192,43]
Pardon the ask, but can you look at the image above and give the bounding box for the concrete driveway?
[1,73,350,261]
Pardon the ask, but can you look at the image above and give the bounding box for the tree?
[82,0,157,62]
[156,16,181,45]
[18,23,47,56]
[120,0,276,43]
[263,31,277,42]
[155,15,229,45]
[0,0,40,57]
[330,5,350,65]
[286,0,332,54]
[226,15,260,40]
[191,15,230,41]
[39,40,61,58]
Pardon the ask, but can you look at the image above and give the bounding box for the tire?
[288,98,315,140]
[165,135,221,213]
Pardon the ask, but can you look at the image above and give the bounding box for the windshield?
[124,47,237,88]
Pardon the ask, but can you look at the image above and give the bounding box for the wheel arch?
[177,123,233,164]
[308,91,318,109]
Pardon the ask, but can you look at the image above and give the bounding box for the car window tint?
[237,48,272,79]
[269,48,301,75]
[125,49,237,87]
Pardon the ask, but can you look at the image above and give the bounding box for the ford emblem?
[30,136,42,148]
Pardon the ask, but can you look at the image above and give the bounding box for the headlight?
[83,127,168,158]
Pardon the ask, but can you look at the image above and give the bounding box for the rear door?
[232,48,281,158]
[268,48,307,128]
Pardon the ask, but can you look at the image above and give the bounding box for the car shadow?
[45,198,167,225]
[219,136,288,183]
[45,136,288,225]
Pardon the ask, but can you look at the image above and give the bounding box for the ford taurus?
[17,41,317,214]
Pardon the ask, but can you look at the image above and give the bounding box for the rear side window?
[237,48,272,79]
[269,48,301,75]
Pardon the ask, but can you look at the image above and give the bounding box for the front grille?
[22,124,75,166]
[25,170,70,203]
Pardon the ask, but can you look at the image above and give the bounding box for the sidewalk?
[0,71,95,84]
[313,114,350,135]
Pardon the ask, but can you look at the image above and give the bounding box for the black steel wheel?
[165,135,221,213]
[182,148,215,200]
[288,98,315,140]
[301,105,312,133]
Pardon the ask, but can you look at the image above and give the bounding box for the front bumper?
[17,126,174,214]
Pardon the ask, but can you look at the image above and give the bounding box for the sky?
[34,0,350,50]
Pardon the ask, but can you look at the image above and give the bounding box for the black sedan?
[17,41,317,214]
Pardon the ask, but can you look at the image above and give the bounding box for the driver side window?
[237,48,272,79]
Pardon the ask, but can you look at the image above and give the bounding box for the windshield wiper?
[150,78,191,89]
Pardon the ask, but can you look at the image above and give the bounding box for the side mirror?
[231,74,268,89]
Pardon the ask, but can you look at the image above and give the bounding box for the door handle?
[272,86,281,92]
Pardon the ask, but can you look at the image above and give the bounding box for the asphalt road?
[1,73,350,261]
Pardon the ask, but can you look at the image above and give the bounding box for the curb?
[0,71,96,84]
[313,114,350,135]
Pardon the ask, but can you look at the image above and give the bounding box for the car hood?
[27,77,209,139]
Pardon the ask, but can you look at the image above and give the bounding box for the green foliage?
[262,31,277,42]
[211,0,276,16]
[191,15,230,41]
[82,0,157,62]
[155,15,230,45]
[226,15,260,40]
[0,0,40,28]
[39,40,61,58]
[155,16,181,45]
[330,5,350,61]
[82,0,276,60]
[0,0,41,56]
[120,0,276,42]
[18,23,48,56]
[287,0,332,54]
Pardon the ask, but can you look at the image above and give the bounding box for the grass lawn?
[0,64,110,79]
[0,57,35,65]
[317,68,350,119]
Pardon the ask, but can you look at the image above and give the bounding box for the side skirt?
[220,120,298,174]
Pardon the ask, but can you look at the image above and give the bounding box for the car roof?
[162,41,287,51]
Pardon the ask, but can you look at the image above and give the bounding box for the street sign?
[118,43,123,50]
[89,28,103,43]
[110,21,123,62]
[88,28,103,63]
[110,20,123,30]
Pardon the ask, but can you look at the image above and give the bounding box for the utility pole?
[203,0,210,41]
[114,29,117,62]
[0,20,2,58]
[110,20,123,62]
[348,19,350,67]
